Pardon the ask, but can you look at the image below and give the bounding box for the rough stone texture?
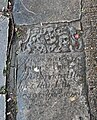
[7,0,97,120]
[0,16,9,88]
[0,0,8,10]
[0,95,6,120]
[6,43,17,120]
[0,14,9,120]
[15,24,90,120]
[82,0,97,119]
[13,0,81,25]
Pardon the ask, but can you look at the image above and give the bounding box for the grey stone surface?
[0,95,6,120]
[13,0,81,25]
[0,0,8,10]
[0,16,9,88]
[15,24,90,120]
[6,0,97,119]
[82,1,97,118]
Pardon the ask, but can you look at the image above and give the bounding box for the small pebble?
[34,67,39,72]
[15,28,18,32]
[7,98,12,102]
[7,112,11,115]
[8,2,11,6]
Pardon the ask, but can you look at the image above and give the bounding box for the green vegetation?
[0,86,7,94]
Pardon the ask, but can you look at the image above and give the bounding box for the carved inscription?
[16,24,89,120]
[17,24,84,54]
[17,53,89,120]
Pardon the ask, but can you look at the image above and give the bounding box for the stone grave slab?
[15,23,90,120]
[0,95,6,120]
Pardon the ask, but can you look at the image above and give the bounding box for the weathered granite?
[0,16,9,88]
[13,0,81,25]
[15,24,90,120]
[7,0,97,119]
[0,95,6,120]
[0,15,9,120]
[82,0,97,118]
[0,0,8,10]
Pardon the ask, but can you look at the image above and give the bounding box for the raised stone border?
[14,21,91,120]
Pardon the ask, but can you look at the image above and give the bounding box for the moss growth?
[0,86,7,94]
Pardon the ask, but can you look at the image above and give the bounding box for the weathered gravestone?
[8,0,97,119]
[0,0,8,10]
[15,23,90,120]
